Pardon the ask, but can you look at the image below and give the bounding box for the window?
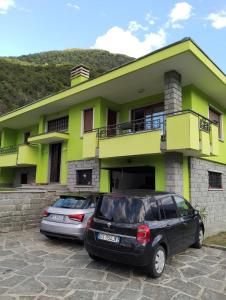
[76,169,92,186]
[24,132,31,144]
[209,107,222,139]
[53,197,95,209]
[161,196,177,219]
[47,116,68,133]
[174,196,193,217]
[208,171,222,189]
[83,108,93,132]
[96,195,145,224]
[145,200,160,221]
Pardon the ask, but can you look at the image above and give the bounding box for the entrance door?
[50,143,62,183]
[110,166,155,192]
[107,109,117,136]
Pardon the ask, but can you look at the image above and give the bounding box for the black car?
[84,191,204,278]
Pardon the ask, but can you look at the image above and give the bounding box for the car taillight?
[86,216,94,230]
[43,210,49,217]
[137,224,150,245]
[68,214,84,222]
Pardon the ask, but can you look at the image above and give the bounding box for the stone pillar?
[164,70,183,195]
[164,70,182,113]
[165,152,183,195]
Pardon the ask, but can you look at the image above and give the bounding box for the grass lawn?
[204,232,226,247]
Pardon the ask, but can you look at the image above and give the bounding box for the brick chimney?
[70,65,90,87]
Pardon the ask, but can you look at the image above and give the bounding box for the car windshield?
[96,195,145,224]
[52,197,94,209]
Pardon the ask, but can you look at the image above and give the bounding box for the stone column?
[164,70,182,113]
[165,152,183,195]
[164,70,183,195]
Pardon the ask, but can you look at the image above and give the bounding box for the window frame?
[158,196,178,220]
[208,106,224,141]
[208,171,223,190]
[81,108,94,136]
[76,169,93,186]
[173,195,194,217]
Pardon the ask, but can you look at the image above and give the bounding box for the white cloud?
[92,26,166,58]
[207,10,226,29]
[145,12,157,25]
[128,21,148,32]
[169,2,193,26]
[0,0,15,14]
[67,2,80,10]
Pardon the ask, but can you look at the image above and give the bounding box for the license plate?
[97,232,120,243]
[50,214,65,222]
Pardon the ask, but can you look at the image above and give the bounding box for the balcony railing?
[96,110,214,140]
[0,145,19,155]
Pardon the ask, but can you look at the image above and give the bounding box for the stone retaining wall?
[0,191,56,233]
[190,157,226,223]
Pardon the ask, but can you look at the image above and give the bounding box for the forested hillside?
[0,49,133,114]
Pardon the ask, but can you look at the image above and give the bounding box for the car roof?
[102,190,175,198]
[60,192,103,198]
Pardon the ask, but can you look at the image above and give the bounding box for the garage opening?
[109,166,155,192]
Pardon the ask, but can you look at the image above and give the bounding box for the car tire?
[146,245,166,278]
[193,228,204,249]
[88,253,100,261]
[45,235,57,240]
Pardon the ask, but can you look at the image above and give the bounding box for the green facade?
[0,38,225,200]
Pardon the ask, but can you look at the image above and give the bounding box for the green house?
[0,38,226,222]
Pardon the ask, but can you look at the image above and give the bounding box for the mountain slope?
[0,49,134,114]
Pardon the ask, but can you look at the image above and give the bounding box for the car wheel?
[193,228,204,249]
[146,245,166,278]
[45,235,56,240]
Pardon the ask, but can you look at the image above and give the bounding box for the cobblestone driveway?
[0,229,226,300]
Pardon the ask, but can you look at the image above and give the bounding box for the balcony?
[0,144,38,167]
[82,110,219,159]
[28,132,69,144]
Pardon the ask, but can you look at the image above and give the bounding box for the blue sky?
[0,0,226,72]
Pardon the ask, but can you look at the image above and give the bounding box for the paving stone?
[41,267,70,277]
[0,288,7,295]
[116,288,142,300]
[0,275,25,288]
[210,269,226,281]
[69,279,109,291]
[172,293,197,300]
[201,288,226,300]
[27,250,48,257]
[85,260,109,270]
[180,267,206,279]
[96,291,116,300]
[45,289,70,297]
[190,276,225,292]
[106,273,130,282]
[9,277,44,295]
[0,259,28,270]
[18,297,36,300]
[38,276,71,289]
[68,268,105,281]
[0,296,16,300]
[0,251,13,257]
[125,278,143,290]
[167,278,201,297]
[64,291,94,300]
[16,265,44,276]
[143,283,177,300]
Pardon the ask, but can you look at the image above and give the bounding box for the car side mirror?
[193,209,199,216]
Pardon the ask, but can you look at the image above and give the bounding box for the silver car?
[40,193,99,240]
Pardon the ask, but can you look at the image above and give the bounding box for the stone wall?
[13,167,36,187]
[67,159,100,192]
[0,191,56,233]
[165,152,183,195]
[190,157,226,223]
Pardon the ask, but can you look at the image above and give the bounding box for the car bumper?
[40,219,85,240]
[85,238,151,266]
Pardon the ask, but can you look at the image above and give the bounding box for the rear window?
[96,195,145,224]
[52,197,95,209]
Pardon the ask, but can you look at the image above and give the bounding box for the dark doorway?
[50,143,62,183]
[21,173,28,184]
[107,109,117,136]
[109,166,155,192]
